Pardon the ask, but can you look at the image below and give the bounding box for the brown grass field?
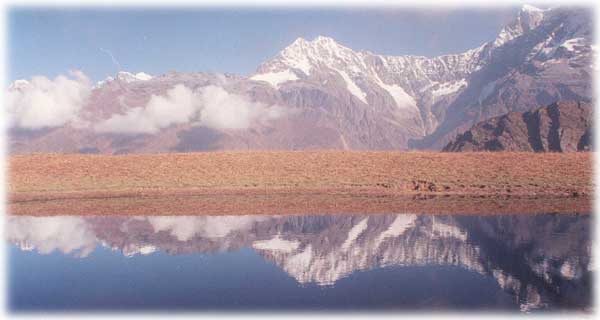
[7,151,594,215]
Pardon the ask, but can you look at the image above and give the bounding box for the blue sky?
[8,6,519,82]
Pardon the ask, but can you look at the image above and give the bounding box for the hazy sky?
[8,6,520,81]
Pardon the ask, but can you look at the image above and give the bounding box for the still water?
[7,213,592,312]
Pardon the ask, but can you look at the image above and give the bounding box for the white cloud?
[6,71,91,129]
[6,216,97,258]
[94,84,197,134]
[94,84,285,134]
[199,85,284,130]
[5,70,286,134]
[146,215,270,241]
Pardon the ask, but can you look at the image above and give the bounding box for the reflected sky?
[7,213,592,312]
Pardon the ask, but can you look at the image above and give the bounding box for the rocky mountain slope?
[443,100,592,152]
[6,5,594,154]
[412,6,594,149]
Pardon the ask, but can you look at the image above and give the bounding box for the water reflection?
[7,213,591,312]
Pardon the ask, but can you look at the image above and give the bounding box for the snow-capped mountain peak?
[252,33,479,112]
[521,4,548,13]
[94,71,153,88]
[116,71,153,82]
[494,4,546,47]
[283,35,349,56]
[521,4,545,13]
[311,35,346,50]
[255,35,364,78]
[95,76,114,88]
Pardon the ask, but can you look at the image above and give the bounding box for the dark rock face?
[443,101,592,152]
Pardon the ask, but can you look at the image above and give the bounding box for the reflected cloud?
[7,216,97,257]
[146,215,269,241]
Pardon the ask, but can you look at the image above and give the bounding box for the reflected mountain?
[7,213,591,312]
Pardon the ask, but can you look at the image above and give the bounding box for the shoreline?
[8,192,592,216]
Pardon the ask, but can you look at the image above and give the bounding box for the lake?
[7,213,592,313]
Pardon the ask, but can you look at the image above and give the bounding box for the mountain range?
[7,5,594,154]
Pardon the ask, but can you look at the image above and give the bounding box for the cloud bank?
[95,84,285,134]
[146,215,270,241]
[199,85,284,130]
[6,71,91,129]
[5,71,285,134]
[94,84,197,134]
[7,216,97,258]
